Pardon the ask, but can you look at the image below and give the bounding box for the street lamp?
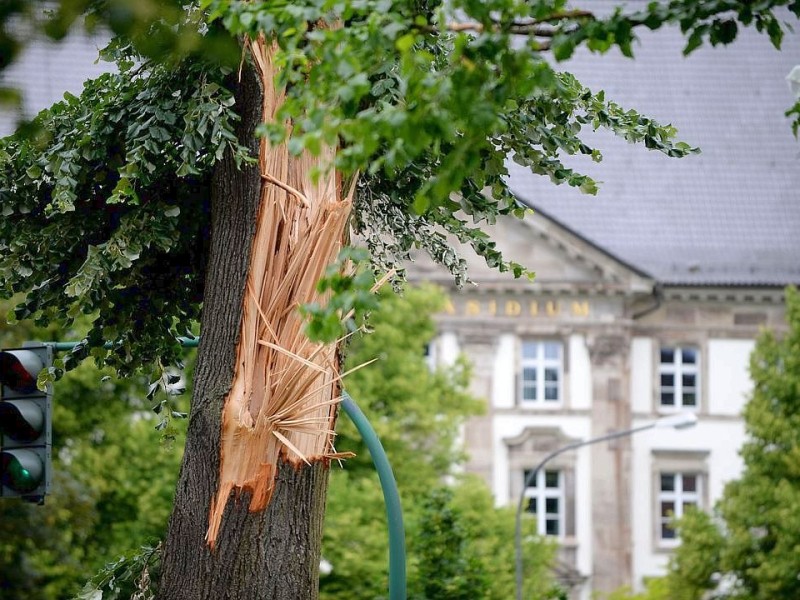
[514,412,697,600]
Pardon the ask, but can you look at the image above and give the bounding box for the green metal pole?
[52,341,87,351]
[51,337,199,352]
[341,391,406,600]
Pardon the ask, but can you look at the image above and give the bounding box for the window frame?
[519,339,564,407]
[657,471,702,545]
[658,345,701,412]
[423,339,437,371]
[650,450,709,551]
[522,468,565,538]
[506,427,578,545]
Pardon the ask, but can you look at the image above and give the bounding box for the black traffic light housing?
[0,344,52,503]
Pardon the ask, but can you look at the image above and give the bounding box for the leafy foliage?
[603,579,670,600]
[411,487,491,600]
[8,1,796,377]
[74,544,160,600]
[0,47,246,377]
[300,247,380,343]
[664,509,725,599]
[655,286,800,599]
[787,98,800,137]
[0,470,98,600]
[211,0,712,285]
[445,477,563,600]
[0,2,240,90]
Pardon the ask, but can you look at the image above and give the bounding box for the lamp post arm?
[513,422,655,600]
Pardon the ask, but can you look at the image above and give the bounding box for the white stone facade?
[411,213,788,597]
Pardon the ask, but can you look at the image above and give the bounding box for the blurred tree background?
[0,285,558,599]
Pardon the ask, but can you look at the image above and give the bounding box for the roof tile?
[508,7,800,286]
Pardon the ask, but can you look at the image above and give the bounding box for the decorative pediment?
[406,209,654,297]
[504,426,580,455]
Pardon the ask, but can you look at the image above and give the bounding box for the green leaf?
[395,33,416,52]
[711,19,738,45]
[683,26,707,55]
[412,193,429,215]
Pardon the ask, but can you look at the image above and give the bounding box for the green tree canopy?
[4,1,798,379]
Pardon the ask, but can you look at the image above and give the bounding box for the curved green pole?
[52,337,200,352]
[341,391,407,600]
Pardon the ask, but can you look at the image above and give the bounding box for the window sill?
[653,539,680,553]
[559,536,579,548]
[517,402,564,410]
[656,406,699,415]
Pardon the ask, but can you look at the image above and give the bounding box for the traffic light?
[0,344,52,503]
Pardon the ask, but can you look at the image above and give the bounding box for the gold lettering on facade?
[505,300,522,316]
[465,300,481,316]
[449,296,592,318]
[571,301,590,317]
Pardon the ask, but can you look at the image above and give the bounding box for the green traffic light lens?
[1,450,43,493]
[7,460,35,489]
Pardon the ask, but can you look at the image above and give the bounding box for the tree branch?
[443,21,558,36]
[413,9,594,41]
[530,10,594,24]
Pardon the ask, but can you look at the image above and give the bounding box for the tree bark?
[157,61,330,600]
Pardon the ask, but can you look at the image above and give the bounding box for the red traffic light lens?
[0,351,40,394]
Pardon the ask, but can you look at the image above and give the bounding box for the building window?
[423,341,436,371]
[658,472,701,541]
[520,341,562,405]
[522,469,564,537]
[659,346,699,409]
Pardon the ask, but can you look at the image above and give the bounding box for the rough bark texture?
[157,63,330,600]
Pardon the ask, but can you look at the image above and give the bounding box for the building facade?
[410,6,800,596]
[412,212,790,596]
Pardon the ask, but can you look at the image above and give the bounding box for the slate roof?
[0,30,109,136]
[507,3,800,286]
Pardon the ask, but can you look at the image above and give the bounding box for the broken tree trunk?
[158,38,351,600]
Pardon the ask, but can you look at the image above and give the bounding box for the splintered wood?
[206,36,352,547]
